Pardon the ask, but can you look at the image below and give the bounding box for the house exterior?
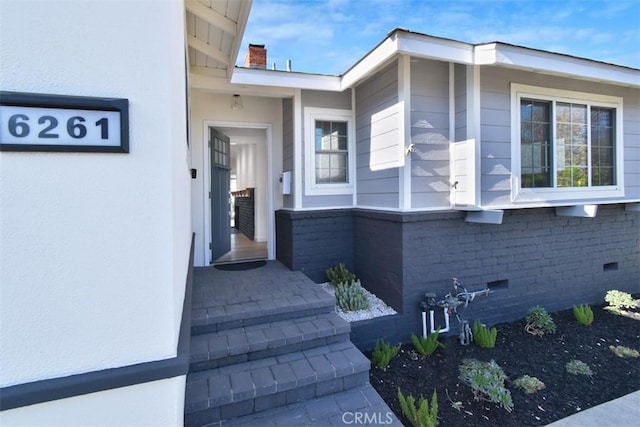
[1,0,638,425]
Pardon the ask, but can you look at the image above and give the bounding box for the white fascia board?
[226,0,253,81]
[231,67,341,91]
[190,67,294,97]
[341,36,399,89]
[396,32,474,64]
[476,43,640,88]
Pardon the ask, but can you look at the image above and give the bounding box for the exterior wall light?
[231,94,243,110]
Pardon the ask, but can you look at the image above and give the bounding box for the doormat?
[214,260,267,271]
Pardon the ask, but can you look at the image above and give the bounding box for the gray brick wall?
[400,205,639,333]
[278,205,640,349]
[275,210,354,283]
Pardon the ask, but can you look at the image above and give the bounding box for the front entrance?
[207,124,271,265]
[210,128,231,261]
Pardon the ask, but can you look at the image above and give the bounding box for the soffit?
[185,0,252,81]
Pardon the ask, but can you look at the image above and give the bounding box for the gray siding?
[410,58,451,208]
[479,66,640,207]
[355,61,400,208]
[282,98,294,209]
[624,101,640,199]
[454,63,467,141]
[300,90,354,209]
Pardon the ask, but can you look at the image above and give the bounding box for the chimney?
[244,44,267,69]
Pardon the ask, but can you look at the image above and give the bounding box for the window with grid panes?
[314,120,348,184]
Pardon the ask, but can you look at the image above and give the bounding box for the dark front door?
[210,128,231,262]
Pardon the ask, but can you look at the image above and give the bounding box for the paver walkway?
[185,261,401,426]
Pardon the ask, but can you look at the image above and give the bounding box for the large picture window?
[304,107,354,196]
[512,84,623,202]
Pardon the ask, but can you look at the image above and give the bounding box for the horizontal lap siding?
[455,64,467,141]
[624,102,640,199]
[300,90,353,208]
[282,98,294,209]
[479,68,512,206]
[411,59,451,208]
[479,67,640,207]
[355,61,400,209]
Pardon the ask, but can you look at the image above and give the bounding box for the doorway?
[208,123,271,264]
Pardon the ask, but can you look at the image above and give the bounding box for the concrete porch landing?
[186,261,401,426]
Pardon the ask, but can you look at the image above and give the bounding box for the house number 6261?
[7,114,109,140]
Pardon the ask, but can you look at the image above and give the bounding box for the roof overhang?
[199,24,638,94]
[185,0,252,83]
[475,42,639,87]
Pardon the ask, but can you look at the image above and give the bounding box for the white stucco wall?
[0,377,185,427]
[0,0,190,393]
[190,92,283,266]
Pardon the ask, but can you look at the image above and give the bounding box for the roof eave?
[475,43,639,88]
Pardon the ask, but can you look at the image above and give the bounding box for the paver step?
[190,313,351,372]
[213,383,402,427]
[191,286,336,335]
[184,341,371,426]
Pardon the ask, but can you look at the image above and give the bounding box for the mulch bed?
[368,304,640,426]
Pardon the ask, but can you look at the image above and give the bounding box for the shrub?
[605,290,637,314]
[609,345,640,358]
[411,331,444,357]
[326,263,356,286]
[525,306,556,336]
[573,304,594,325]
[335,280,369,311]
[565,359,593,377]
[371,340,401,371]
[472,320,497,348]
[513,375,546,394]
[459,359,513,412]
[398,388,438,427]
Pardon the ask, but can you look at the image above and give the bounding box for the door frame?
[202,120,274,265]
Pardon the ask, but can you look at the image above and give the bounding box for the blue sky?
[239,0,640,74]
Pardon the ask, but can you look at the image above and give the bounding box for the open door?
[210,127,231,262]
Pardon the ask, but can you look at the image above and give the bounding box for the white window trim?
[304,107,355,196]
[510,83,624,203]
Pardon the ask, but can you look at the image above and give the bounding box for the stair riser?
[190,332,350,372]
[191,306,335,336]
[184,371,370,426]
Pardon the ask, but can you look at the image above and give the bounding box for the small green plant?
[326,262,356,286]
[411,331,444,356]
[398,388,438,427]
[371,339,401,371]
[525,305,556,336]
[609,345,640,358]
[335,280,369,311]
[605,290,637,314]
[565,359,593,377]
[459,359,513,412]
[472,320,497,348]
[513,375,546,394]
[573,304,594,325]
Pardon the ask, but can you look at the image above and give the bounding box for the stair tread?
[213,383,403,427]
[190,313,350,364]
[185,341,370,413]
[191,288,336,331]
